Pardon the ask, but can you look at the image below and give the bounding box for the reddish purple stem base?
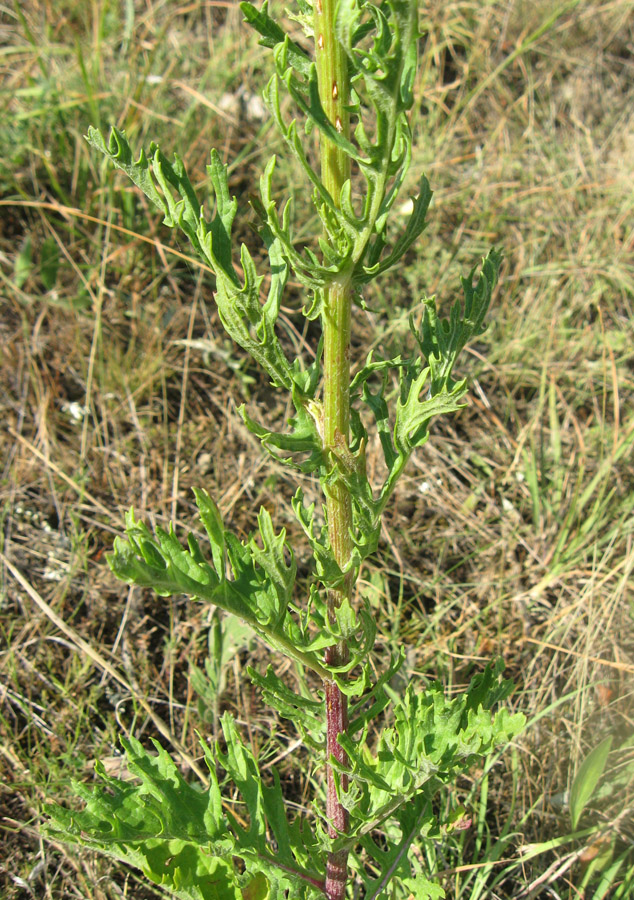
[324,673,349,900]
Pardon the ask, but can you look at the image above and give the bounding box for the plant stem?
[314,1,353,898]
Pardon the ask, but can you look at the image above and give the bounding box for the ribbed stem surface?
[314,1,353,898]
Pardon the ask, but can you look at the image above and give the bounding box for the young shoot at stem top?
[45,2,523,899]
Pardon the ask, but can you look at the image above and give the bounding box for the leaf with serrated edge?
[46,719,324,899]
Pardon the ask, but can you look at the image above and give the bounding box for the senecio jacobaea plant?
[46,1,524,898]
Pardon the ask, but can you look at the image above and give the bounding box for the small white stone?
[61,401,88,422]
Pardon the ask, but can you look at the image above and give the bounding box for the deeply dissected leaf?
[250,0,429,290]
[45,715,324,900]
[240,0,312,78]
[86,127,296,391]
[291,488,348,589]
[334,249,504,534]
[247,665,325,746]
[359,177,433,282]
[332,661,525,848]
[107,490,334,678]
[394,362,467,454]
[238,390,324,474]
[413,248,502,395]
[360,795,445,900]
[347,652,404,733]
[86,126,175,222]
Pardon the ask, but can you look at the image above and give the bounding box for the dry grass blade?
[1,552,207,785]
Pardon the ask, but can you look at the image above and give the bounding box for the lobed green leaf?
[240,0,312,78]
[247,665,326,746]
[109,491,329,679]
[332,661,525,849]
[413,248,503,395]
[249,0,432,292]
[87,126,297,392]
[45,717,324,899]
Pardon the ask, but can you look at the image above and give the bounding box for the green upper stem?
[315,0,353,613]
